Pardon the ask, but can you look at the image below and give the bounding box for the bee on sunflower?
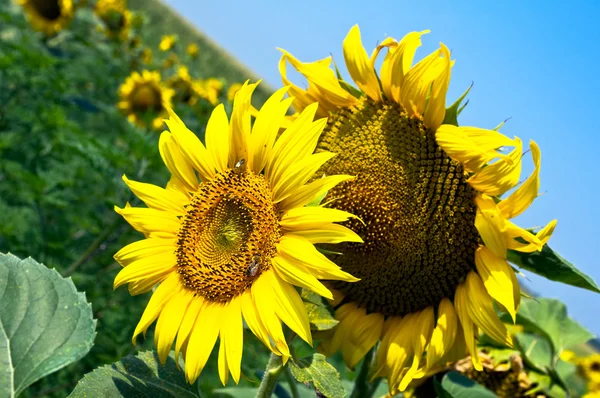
[113,81,362,384]
[117,70,174,130]
[19,0,74,36]
[278,25,557,394]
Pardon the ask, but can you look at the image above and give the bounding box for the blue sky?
[165,0,600,334]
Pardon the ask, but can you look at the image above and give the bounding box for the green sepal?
[289,353,345,398]
[508,245,600,294]
[442,83,473,126]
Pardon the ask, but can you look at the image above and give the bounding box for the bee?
[246,254,261,277]
[233,159,246,175]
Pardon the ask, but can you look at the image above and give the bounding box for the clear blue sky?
[165,0,600,335]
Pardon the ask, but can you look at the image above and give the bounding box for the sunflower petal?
[221,296,243,383]
[468,138,523,196]
[424,298,458,372]
[271,254,333,299]
[205,104,230,173]
[185,302,221,384]
[122,175,187,213]
[475,194,508,258]
[154,290,193,364]
[279,175,355,211]
[454,281,482,371]
[343,25,381,101]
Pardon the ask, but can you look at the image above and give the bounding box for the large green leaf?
[434,372,497,398]
[301,290,339,331]
[508,245,600,293]
[69,351,198,397]
[289,353,345,398]
[0,253,96,398]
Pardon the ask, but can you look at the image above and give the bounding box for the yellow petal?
[174,297,204,363]
[343,25,381,101]
[229,80,259,166]
[218,331,229,385]
[205,104,230,173]
[287,224,363,244]
[154,290,193,364]
[272,152,337,203]
[400,307,434,391]
[240,291,279,355]
[278,54,324,116]
[113,251,176,289]
[498,140,542,219]
[475,245,520,322]
[160,123,204,186]
[384,31,429,102]
[468,138,523,196]
[424,298,458,372]
[115,205,180,235]
[114,237,176,266]
[280,206,358,230]
[279,174,355,212]
[454,281,482,371]
[423,44,452,130]
[271,254,333,299]
[220,296,243,384]
[122,175,187,213]
[185,302,221,384]
[251,273,290,358]
[505,219,556,253]
[249,87,293,173]
[475,194,507,259]
[132,273,179,344]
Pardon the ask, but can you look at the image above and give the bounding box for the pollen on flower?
[321,97,481,316]
[176,168,282,302]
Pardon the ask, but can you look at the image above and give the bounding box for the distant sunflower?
[187,43,199,58]
[227,83,243,103]
[279,25,556,394]
[195,78,224,105]
[140,47,152,64]
[564,351,600,396]
[20,0,74,36]
[167,66,198,105]
[113,82,361,384]
[117,70,174,130]
[95,0,130,41]
[159,34,177,51]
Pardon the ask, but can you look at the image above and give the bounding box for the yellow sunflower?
[195,78,225,105]
[227,83,243,103]
[117,70,174,130]
[167,66,198,105]
[140,47,152,64]
[187,43,199,58]
[95,0,130,41]
[20,0,74,36]
[159,34,177,51]
[113,81,362,385]
[279,25,557,394]
[564,352,600,395]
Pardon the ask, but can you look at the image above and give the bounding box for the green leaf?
[442,83,473,126]
[0,253,96,397]
[515,333,552,373]
[301,290,339,331]
[435,372,498,397]
[508,244,600,293]
[289,354,345,398]
[69,351,198,398]
[508,298,594,357]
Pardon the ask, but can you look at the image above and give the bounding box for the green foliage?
[442,83,472,127]
[0,253,96,397]
[68,351,198,398]
[434,372,498,398]
[508,245,600,293]
[289,354,346,398]
[302,290,339,331]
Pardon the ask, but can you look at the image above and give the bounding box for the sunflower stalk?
[256,352,286,398]
[350,347,375,398]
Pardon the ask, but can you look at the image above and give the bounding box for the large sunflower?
[117,70,174,130]
[113,82,361,384]
[20,0,74,36]
[278,25,557,393]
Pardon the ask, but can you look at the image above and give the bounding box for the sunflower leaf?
[442,83,473,127]
[0,253,96,398]
[69,351,198,398]
[434,371,498,397]
[289,353,345,398]
[301,290,339,331]
[508,244,600,294]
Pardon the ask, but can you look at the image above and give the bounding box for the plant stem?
[350,348,375,398]
[284,366,300,398]
[256,352,286,398]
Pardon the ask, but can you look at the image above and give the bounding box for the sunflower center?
[320,97,480,317]
[131,84,162,112]
[32,0,61,20]
[176,168,281,303]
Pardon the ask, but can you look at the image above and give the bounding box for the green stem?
[255,352,286,398]
[284,366,300,398]
[350,348,375,398]
[64,217,122,276]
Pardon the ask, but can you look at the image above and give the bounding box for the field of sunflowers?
[2,0,600,397]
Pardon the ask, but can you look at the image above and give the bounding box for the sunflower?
[278,25,557,394]
[19,0,74,36]
[195,78,224,105]
[563,351,600,395]
[167,66,198,105]
[227,83,243,103]
[159,34,177,51]
[113,81,362,384]
[140,47,152,64]
[117,70,174,130]
[187,43,199,58]
[95,0,130,41]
